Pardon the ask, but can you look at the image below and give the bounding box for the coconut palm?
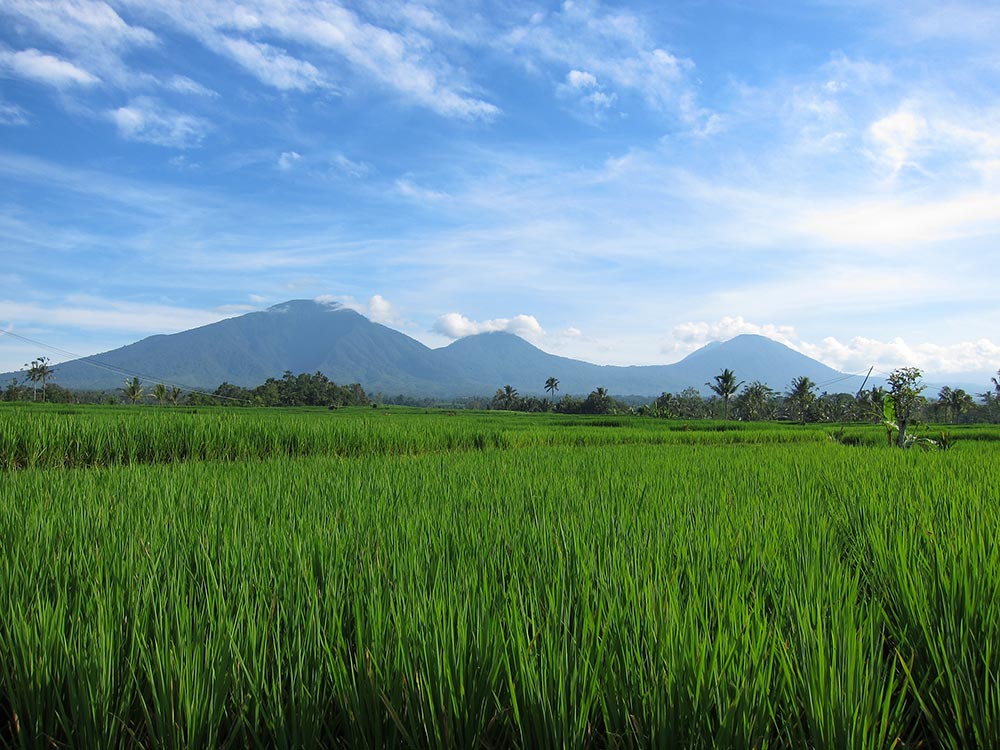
[152,383,169,406]
[168,386,183,406]
[544,377,560,399]
[736,381,776,421]
[707,368,744,420]
[123,377,144,405]
[786,376,817,423]
[937,386,973,423]
[492,385,520,410]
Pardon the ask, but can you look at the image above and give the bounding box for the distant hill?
[1,299,873,398]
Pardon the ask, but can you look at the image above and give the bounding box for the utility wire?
[0,328,251,404]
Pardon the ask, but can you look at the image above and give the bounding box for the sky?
[2,0,1000,384]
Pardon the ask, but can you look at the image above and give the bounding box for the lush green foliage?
[2,406,999,748]
[202,371,370,408]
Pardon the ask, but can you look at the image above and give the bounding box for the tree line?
[488,369,1000,426]
[4,368,369,408]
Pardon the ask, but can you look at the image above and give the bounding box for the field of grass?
[2,404,999,748]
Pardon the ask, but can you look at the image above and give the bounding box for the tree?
[935,386,973,424]
[123,377,145,405]
[674,387,706,419]
[650,392,674,418]
[582,387,613,414]
[492,385,520,411]
[885,367,925,448]
[167,386,183,406]
[993,370,1000,399]
[544,377,560,399]
[706,368,744,420]
[786,376,817,423]
[5,378,23,402]
[152,383,169,406]
[735,381,776,421]
[23,356,55,402]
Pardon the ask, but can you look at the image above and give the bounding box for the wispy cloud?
[331,153,371,177]
[0,100,29,125]
[117,0,499,119]
[166,74,217,97]
[0,47,100,87]
[0,0,156,87]
[395,178,448,202]
[277,151,301,171]
[504,1,711,129]
[0,296,232,335]
[109,97,211,148]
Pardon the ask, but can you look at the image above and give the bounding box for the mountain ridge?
[2,300,872,397]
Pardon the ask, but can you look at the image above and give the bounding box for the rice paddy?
[1,404,998,748]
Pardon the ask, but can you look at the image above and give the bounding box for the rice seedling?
[1,407,998,748]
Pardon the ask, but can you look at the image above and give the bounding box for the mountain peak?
[2,300,864,397]
[267,299,341,314]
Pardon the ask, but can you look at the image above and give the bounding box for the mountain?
[2,300,871,398]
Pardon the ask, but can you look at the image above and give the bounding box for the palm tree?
[544,377,560,399]
[736,381,776,421]
[786,376,817,423]
[707,368,744,420]
[937,386,973,424]
[123,377,144,405]
[993,369,1000,399]
[492,385,520,410]
[23,356,55,402]
[167,386,183,406]
[152,383,168,406]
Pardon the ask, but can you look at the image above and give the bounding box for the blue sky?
[2,0,1000,382]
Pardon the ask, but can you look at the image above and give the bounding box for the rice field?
[1,404,999,749]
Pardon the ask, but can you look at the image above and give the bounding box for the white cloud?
[314,294,408,326]
[666,316,799,357]
[116,0,498,119]
[0,297,231,335]
[505,2,711,130]
[0,1,156,87]
[166,75,217,97]
[0,101,28,125]
[277,151,302,171]
[216,35,326,91]
[799,336,1000,378]
[433,312,545,341]
[395,178,448,202]
[566,69,598,89]
[366,294,400,325]
[796,190,1000,246]
[0,48,100,87]
[315,294,403,325]
[109,96,210,148]
[557,68,616,117]
[663,316,1000,378]
[2,0,156,49]
[331,153,370,177]
[868,108,928,175]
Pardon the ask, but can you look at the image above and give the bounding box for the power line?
[0,328,250,404]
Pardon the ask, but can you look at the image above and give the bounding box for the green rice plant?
[2,419,1000,748]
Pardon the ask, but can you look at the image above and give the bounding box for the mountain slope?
[15,301,462,394]
[2,301,870,397]
[670,334,854,393]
